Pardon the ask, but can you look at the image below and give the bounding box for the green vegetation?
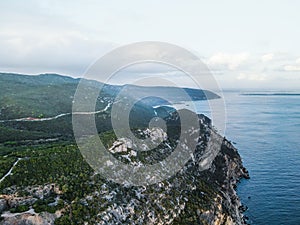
[33,197,64,213]
[54,215,72,225]
[0,73,112,120]
[0,72,218,128]
[0,125,50,143]
[0,143,94,201]
[98,130,117,148]
[9,204,30,213]
[0,129,220,224]
[0,73,237,224]
[0,156,17,178]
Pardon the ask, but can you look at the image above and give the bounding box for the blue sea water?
[174,90,300,224]
[221,91,300,225]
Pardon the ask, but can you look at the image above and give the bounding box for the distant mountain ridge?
[0,72,219,120]
[0,72,220,143]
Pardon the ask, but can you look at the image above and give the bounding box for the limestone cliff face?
[197,131,250,225]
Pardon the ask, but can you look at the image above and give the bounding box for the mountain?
[0,73,219,120]
[0,73,249,225]
[0,73,79,120]
[0,109,249,225]
[0,73,219,143]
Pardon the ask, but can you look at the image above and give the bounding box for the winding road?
[0,158,22,184]
[0,102,112,123]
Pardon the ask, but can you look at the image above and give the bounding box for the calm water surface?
[170,90,300,224]
[222,91,300,225]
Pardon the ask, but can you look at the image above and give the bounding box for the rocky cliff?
[0,110,249,225]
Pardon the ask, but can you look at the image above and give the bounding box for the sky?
[0,0,300,89]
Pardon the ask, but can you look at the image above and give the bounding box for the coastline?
[0,110,249,224]
[195,128,250,225]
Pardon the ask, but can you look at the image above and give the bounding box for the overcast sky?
[1,0,300,89]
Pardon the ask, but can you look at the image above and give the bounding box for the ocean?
[223,91,300,225]
[173,90,300,224]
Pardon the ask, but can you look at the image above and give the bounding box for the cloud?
[283,57,300,71]
[261,53,274,62]
[237,73,267,81]
[0,29,115,75]
[0,0,117,76]
[284,65,300,71]
[207,52,249,70]
[0,0,299,89]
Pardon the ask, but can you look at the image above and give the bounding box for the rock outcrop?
[1,211,58,225]
[0,110,249,225]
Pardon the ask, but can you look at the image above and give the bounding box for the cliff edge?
[0,110,249,225]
